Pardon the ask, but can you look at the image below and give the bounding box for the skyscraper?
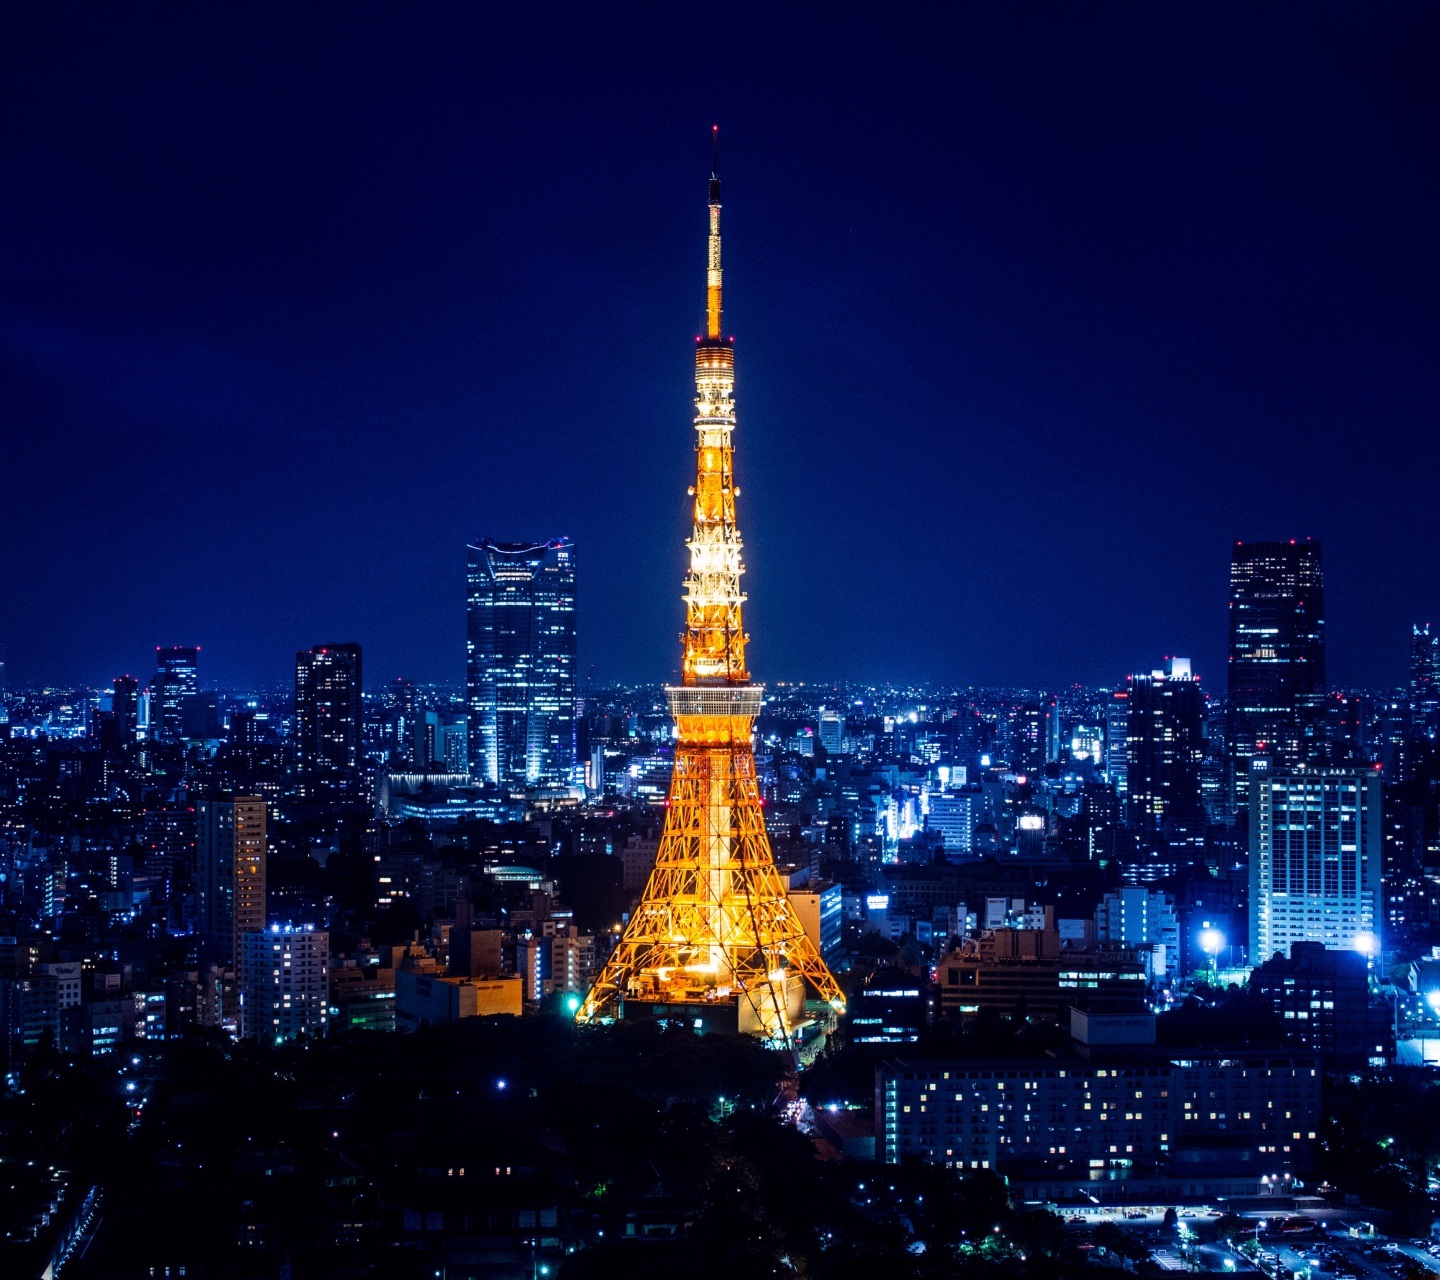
[1410,624,1440,743]
[151,646,199,743]
[578,143,843,1041]
[466,538,577,789]
[294,643,363,802]
[1105,687,1130,796]
[1013,703,1046,775]
[1124,659,1204,832]
[1227,539,1325,804]
[112,675,139,745]
[197,795,267,967]
[1248,762,1382,963]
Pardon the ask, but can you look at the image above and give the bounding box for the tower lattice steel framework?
[577,137,846,1042]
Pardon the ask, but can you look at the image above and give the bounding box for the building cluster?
[0,536,1433,1073]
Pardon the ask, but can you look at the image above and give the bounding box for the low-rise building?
[878,1039,1320,1180]
[1250,941,1391,1063]
[329,959,397,1033]
[849,966,927,1044]
[935,928,1147,1022]
[395,969,522,1029]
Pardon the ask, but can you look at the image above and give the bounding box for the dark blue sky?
[2,4,1436,693]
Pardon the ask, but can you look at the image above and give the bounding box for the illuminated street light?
[1199,926,1225,980]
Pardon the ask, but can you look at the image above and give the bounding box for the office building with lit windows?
[1124,659,1204,833]
[1014,702,1046,775]
[1105,688,1129,795]
[197,795,267,967]
[151,646,198,743]
[1095,887,1181,982]
[238,925,329,1042]
[1411,623,1440,743]
[1248,763,1382,964]
[926,791,976,859]
[294,643,364,802]
[466,538,577,790]
[1227,540,1325,804]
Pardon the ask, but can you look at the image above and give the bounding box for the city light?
[0,67,1423,1279]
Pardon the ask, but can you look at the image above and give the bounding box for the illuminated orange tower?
[578,136,845,1043]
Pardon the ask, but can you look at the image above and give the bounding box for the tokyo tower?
[577,137,846,1043]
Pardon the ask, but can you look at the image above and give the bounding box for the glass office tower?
[466,538,577,790]
[1227,539,1325,805]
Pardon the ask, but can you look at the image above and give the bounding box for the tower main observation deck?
[577,141,845,1044]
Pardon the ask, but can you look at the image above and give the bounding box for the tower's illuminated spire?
[707,124,722,339]
[684,133,747,685]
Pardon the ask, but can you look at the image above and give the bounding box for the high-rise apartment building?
[238,925,328,1042]
[818,710,844,755]
[294,643,363,802]
[151,646,199,743]
[1124,659,1204,832]
[1227,540,1325,804]
[197,796,267,966]
[466,538,577,789]
[1249,762,1382,963]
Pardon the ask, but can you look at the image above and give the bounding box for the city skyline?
[6,12,1440,1274]
[3,6,1437,692]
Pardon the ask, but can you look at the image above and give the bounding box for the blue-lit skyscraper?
[466,538,577,790]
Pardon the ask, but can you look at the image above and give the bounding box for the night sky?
[2,5,1436,693]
